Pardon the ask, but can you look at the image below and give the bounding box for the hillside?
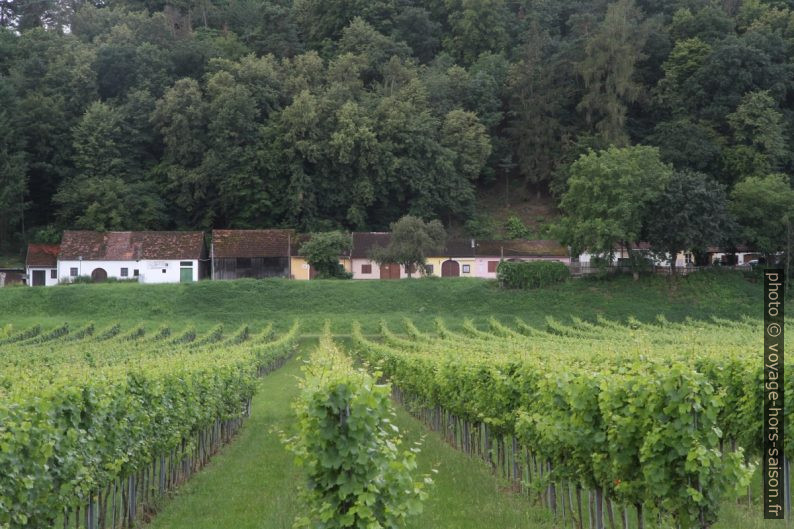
[0,271,759,333]
[2,0,793,260]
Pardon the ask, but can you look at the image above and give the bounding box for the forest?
[1,0,793,258]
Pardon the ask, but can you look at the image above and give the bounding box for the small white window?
[133,269,139,277]
[50,269,56,279]
[462,264,471,274]
[162,269,166,273]
[121,268,128,277]
[70,268,78,277]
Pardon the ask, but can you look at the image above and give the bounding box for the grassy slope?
[0,271,759,334]
[146,350,558,529]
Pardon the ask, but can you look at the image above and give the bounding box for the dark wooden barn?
[211,230,293,280]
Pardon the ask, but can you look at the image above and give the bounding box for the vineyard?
[349,315,784,529]
[0,320,299,529]
[0,310,780,529]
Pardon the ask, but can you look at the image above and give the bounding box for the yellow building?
[425,240,477,277]
[290,256,352,280]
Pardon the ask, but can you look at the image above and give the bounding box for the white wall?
[57,259,199,284]
[26,267,58,286]
[351,259,408,279]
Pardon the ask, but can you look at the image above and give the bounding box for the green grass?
[0,270,759,334]
[146,355,303,529]
[146,346,558,529]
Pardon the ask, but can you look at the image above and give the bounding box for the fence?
[567,263,752,278]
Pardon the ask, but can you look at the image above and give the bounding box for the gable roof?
[59,231,205,261]
[475,240,569,258]
[26,244,60,267]
[212,229,294,258]
[351,232,391,258]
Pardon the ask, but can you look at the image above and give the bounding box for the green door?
[180,266,193,283]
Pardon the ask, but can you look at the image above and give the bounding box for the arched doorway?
[441,260,460,277]
[91,268,107,282]
[379,263,401,279]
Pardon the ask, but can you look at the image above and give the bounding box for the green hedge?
[496,260,570,289]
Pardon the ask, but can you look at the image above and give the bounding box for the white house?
[58,231,206,284]
[25,243,60,286]
[351,232,407,279]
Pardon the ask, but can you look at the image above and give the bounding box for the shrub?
[504,215,532,239]
[496,260,570,289]
[283,324,431,529]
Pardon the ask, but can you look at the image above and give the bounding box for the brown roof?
[26,244,60,267]
[706,245,755,253]
[475,240,569,258]
[59,231,205,260]
[431,239,476,258]
[212,230,294,258]
[351,232,391,258]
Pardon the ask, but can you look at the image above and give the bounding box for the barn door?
[91,268,107,282]
[441,260,460,277]
[379,263,400,279]
[32,270,45,286]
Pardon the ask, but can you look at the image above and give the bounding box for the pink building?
[473,240,570,278]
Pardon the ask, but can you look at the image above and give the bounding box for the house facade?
[58,231,206,284]
[290,234,352,280]
[425,240,477,277]
[475,240,570,278]
[211,230,293,280]
[26,243,60,286]
[351,233,405,279]
[706,246,759,265]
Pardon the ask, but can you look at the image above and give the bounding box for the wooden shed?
[211,230,293,280]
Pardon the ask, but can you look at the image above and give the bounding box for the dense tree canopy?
[0,0,792,259]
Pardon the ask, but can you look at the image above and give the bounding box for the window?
[133,269,139,277]
[70,267,78,277]
[162,269,167,274]
[488,261,499,273]
[236,257,252,268]
[462,264,471,274]
[180,261,192,266]
[50,269,56,279]
[121,268,128,277]
[361,264,372,274]
[425,264,434,275]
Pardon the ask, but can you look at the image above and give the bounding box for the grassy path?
[146,351,557,529]
[146,357,303,529]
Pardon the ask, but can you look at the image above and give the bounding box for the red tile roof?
[475,240,569,258]
[212,230,294,258]
[26,244,60,267]
[351,232,391,258]
[59,231,205,260]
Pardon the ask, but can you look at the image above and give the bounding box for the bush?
[504,215,532,239]
[496,260,570,289]
[283,324,431,529]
